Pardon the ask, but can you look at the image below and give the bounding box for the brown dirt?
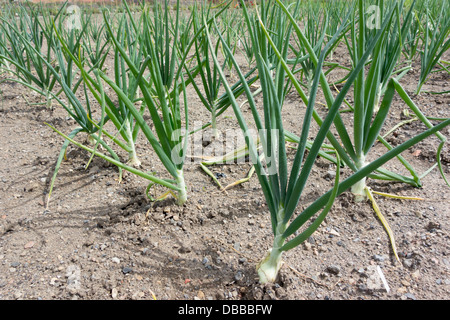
[0,14,449,301]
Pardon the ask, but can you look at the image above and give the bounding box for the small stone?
[50,278,59,286]
[397,287,407,294]
[234,271,244,282]
[365,266,389,292]
[426,221,440,231]
[404,293,416,300]
[89,166,100,174]
[197,290,205,300]
[403,259,414,268]
[324,171,336,180]
[111,257,120,264]
[24,241,35,249]
[411,270,420,280]
[326,265,341,275]
[111,288,118,299]
[215,291,225,299]
[328,229,340,237]
[373,254,387,262]
[122,267,133,274]
[401,280,410,287]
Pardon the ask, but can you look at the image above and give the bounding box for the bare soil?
[0,22,449,301]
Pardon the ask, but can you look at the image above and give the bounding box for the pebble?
[324,171,336,180]
[373,254,387,262]
[365,266,390,292]
[404,293,416,300]
[215,291,225,299]
[122,267,133,274]
[111,257,120,264]
[234,271,244,282]
[111,288,118,299]
[401,280,410,287]
[328,229,340,237]
[326,265,341,275]
[24,241,35,249]
[89,166,100,174]
[403,259,414,268]
[397,287,407,294]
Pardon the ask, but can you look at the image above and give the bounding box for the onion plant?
[280,0,439,197]
[339,0,447,200]
[88,12,146,167]
[204,0,345,283]
[276,0,449,261]
[177,2,196,59]
[291,0,329,88]
[208,0,450,283]
[358,0,416,112]
[186,2,258,139]
[0,30,12,76]
[0,3,68,108]
[4,21,124,208]
[46,0,235,206]
[217,5,242,71]
[237,21,256,68]
[46,2,187,205]
[402,0,423,70]
[80,11,111,71]
[416,0,450,94]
